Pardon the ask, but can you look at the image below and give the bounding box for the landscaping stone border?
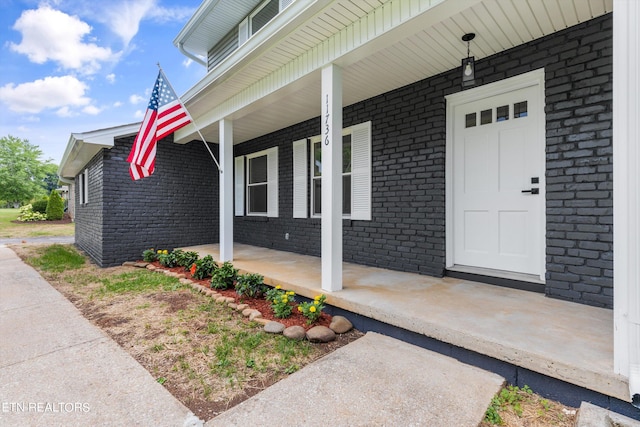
[123,261,354,343]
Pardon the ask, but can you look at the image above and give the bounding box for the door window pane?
[497,105,509,122]
[514,101,528,118]
[481,109,492,125]
[465,113,476,128]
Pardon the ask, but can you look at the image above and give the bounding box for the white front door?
[448,71,545,278]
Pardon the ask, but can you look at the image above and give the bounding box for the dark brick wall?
[75,155,104,265]
[538,17,613,307]
[75,136,219,267]
[233,13,613,307]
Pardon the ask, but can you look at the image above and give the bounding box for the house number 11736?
[324,94,330,146]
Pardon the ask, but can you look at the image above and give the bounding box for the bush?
[191,255,217,280]
[211,261,237,290]
[45,190,64,220]
[31,198,48,214]
[176,251,199,271]
[16,204,47,222]
[298,294,326,325]
[265,286,296,318]
[157,249,178,268]
[142,248,157,263]
[235,272,266,299]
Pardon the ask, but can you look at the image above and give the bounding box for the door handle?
[521,188,539,194]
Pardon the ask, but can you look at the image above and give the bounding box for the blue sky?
[0,0,207,164]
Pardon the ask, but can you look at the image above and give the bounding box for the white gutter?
[178,42,207,67]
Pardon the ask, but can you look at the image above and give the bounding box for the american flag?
[127,70,191,180]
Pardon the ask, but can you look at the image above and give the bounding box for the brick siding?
[233,13,613,307]
[75,136,219,267]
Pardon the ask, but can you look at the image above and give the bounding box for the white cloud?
[113,101,123,108]
[9,5,118,74]
[148,4,196,23]
[133,109,144,119]
[100,0,155,47]
[93,1,196,48]
[106,73,116,84]
[56,106,76,117]
[129,94,145,104]
[82,105,101,115]
[182,58,193,68]
[0,75,91,114]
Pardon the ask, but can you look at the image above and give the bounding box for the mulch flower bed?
[148,262,333,330]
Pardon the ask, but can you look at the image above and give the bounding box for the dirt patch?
[150,291,194,312]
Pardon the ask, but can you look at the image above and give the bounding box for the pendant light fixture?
[461,33,476,88]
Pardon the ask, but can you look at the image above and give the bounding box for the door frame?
[445,68,546,281]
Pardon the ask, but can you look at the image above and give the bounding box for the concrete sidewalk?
[0,245,201,426]
[208,332,505,426]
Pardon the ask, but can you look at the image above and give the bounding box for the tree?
[45,189,64,220]
[41,163,60,194]
[0,135,55,206]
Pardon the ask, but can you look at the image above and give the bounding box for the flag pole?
[157,63,223,174]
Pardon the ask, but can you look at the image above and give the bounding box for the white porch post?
[219,118,234,262]
[613,0,640,402]
[321,64,343,292]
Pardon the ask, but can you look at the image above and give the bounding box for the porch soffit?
[174,0,612,146]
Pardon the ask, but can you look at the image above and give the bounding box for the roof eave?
[58,123,140,179]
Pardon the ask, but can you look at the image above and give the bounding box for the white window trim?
[302,121,371,221]
[78,168,89,205]
[238,147,279,218]
[238,0,285,46]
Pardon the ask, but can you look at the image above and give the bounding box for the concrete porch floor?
[182,243,626,404]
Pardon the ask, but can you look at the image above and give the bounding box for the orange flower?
[190,263,197,275]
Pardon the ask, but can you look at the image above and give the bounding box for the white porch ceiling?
[179,0,612,145]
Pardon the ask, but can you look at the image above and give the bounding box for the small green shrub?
[192,255,217,280]
[211,261,237,290]
[45,189,64,220]
[176,251,199,271]
[266,286,296,318]
[31,198,49,214]
[17,204,47,222]
[157,249,178,268]
[235,272,266,299]
[297,294,326,325]
[142,248,157,262]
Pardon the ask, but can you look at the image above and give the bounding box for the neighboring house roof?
[172,0,612,147]
[58,123,140,179]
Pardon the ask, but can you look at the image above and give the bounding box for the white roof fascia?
[58,123,140,179]
[173,0,264,58]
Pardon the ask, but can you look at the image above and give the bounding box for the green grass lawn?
[0,208,75,238]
